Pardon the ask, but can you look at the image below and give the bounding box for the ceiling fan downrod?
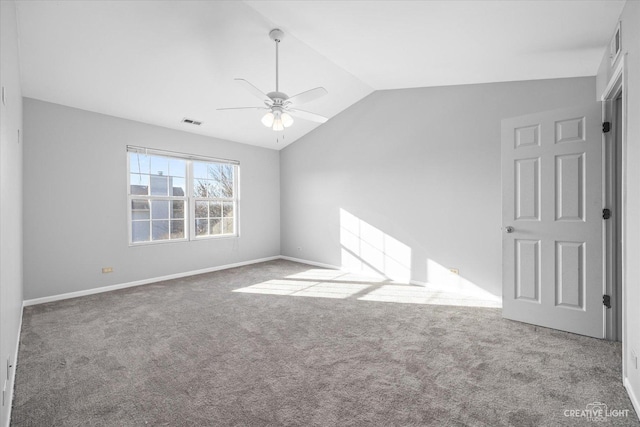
[269,29,284,93]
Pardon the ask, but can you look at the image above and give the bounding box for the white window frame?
[190,160,239,240]
[127,146,240,246]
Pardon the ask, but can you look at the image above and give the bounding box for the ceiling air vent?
[182,118,202,126]
[610,22,621,65]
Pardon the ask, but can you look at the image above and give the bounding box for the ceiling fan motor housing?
[267,91,288,105]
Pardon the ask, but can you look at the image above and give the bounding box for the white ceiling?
[15,0,625,150]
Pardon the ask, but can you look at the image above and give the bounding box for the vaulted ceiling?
[15,0,625,149]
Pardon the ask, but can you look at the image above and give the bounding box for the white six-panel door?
[502,103,604,338]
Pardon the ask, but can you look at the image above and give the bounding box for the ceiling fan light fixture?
[271,109,285,131]
[281,112,294,128]
[272,117,285,131]
[261,112,274,127]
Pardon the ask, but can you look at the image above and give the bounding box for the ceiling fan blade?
[235,79,271,103]
[287,87,328,106]
[216,106,269,111]
[288,108,328,124]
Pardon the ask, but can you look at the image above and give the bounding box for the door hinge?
[603,294,611,309]
[603,122,611,133]
[603,208,612,220]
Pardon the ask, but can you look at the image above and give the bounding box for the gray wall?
[280,77,595,297]
[0,1,24,425]
[596,0,640,411]
[23,99,280,300]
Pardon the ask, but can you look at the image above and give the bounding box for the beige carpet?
[12,260,639,426]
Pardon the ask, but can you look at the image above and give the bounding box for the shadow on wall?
[233,209,501,308]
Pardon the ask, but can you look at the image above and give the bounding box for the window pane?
[150,156,169,176]
[207,163,222,179]
[207,181,222,198]
[132,209,150,220]
[150,175,168,196]
[220,165,234,198]
[171,201,184,219]
[151,200,170,220]
[131,184,149,196]
[171,220,184,239]
[222,202,233,218]
[195,201,208,218]
[221,164,234,177]
[152,220,170,240]
[220,184,233,198]
[210,218,222,235]
[168,158,186,177]
[193,179,208,198]
[171,177,185,196]
[196,219,208,236]
[129,153,150,174]
[130,174,149,195]
[131,199,150,210]
[223,218,234,234]
[210,201,221,218]
[132,200,150,220]
[132,221,150,242]
[193,162,208,179]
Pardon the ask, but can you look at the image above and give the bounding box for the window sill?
[128,234,239,247]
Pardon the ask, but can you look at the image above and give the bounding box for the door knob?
[505,226,514,233]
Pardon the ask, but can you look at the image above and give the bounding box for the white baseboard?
[22,254,502,307]
[23,256,280,306]
[5,302,23,427]
[279,256,341,270]
[624,377,640,421]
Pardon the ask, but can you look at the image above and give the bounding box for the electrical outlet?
[449,268,459,275]
[6,357,10,381]
[102,267,113,274]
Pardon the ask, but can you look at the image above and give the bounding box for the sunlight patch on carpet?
[234,270,502,307]
[358,284,502,307]
[233,279,370,299]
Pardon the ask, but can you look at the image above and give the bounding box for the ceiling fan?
[218,29,328,131]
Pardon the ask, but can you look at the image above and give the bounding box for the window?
[127,147,239,244]
[193,161,236,237]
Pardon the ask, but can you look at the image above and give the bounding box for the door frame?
[601,55,627,370]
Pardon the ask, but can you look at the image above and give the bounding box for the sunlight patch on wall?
[340,209,411,282]
[426,258,500,301]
